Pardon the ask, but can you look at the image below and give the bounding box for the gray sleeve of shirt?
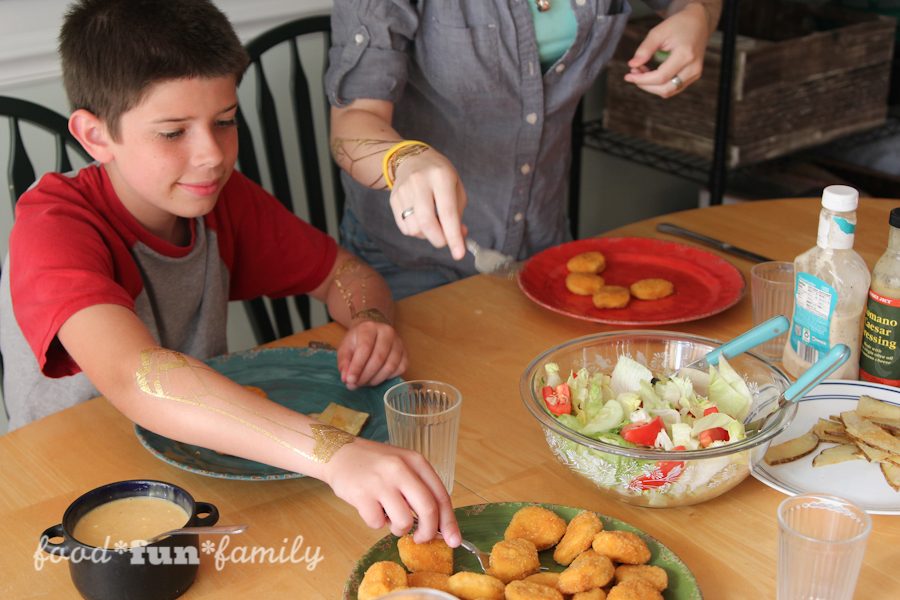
[325,0,419,107]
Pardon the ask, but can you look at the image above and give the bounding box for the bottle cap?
[890,207,900,229]
[821,185,859,212]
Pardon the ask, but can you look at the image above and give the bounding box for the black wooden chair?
[0,95,92,209]
[0,96,94,422]
[236,14,344,344]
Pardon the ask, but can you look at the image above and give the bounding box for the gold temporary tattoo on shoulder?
[135,348,355,464]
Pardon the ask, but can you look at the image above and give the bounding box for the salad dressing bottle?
[860,207,900,386]
[782,185,870,380]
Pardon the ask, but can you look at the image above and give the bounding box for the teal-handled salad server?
[675,315,790,377]
[744,343,850,435]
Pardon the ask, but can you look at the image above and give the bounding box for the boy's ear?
[68,109,114,163]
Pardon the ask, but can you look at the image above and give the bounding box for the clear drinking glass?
[751,261,795,361]
[384,381,462,494]
[777,494,871,600]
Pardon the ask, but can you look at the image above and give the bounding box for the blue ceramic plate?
[135,346,400,480]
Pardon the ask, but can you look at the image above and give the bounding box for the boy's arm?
[308,247,408,390]
[56,302,459,545]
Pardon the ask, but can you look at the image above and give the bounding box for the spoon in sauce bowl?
[141,524,248,545]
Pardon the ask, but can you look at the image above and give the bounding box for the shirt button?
[576,0,586,5]
[354,33,365,45]
[555,63,566,73]
[526,113,538,125]
[514,212,524,222]
[520,163,531,175]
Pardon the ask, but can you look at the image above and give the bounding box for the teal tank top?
[527,0,578,71]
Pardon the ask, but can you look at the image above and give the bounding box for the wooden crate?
[602,2,897,168]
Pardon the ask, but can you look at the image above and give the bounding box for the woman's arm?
[330,100,468,260]
[625,0,723,97]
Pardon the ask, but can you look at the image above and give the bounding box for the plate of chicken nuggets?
[343,502,701,600]
[518,238,744,326]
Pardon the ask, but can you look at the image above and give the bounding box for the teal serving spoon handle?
[703,315,790,367]
[783,343,851,403]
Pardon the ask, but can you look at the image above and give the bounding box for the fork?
[434,530,491,572]
[466,239,520,278]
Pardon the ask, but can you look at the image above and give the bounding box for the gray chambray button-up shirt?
[326,0,671,280]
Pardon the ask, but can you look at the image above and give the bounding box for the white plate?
[752,380,900,514]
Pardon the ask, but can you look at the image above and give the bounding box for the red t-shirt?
[1,165,337,428]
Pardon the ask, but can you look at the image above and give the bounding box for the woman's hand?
[389,148,468,261]
[337,319,407,390]
[324,437,461,546]
[623,2,715,98]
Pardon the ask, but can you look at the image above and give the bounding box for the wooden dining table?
[2,197,899,599]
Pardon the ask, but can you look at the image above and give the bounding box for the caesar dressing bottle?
[860,207,900,386]
[783,185,870,380]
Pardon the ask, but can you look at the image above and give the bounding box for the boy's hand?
[389,149,468,261]
[337,319,407,390]
[324,437,461,546]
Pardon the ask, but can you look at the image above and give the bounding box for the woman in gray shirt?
[326,1,721,298]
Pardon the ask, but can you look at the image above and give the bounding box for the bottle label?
[789,272,837,364]
[860,290,900,386]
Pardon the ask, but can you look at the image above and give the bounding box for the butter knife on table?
[656,222,775,263]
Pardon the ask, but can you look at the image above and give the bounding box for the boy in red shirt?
[0,0,458,546]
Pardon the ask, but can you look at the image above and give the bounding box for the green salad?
[540,355,754,499]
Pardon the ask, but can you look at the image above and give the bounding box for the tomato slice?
[629,445,686,490]
[699,427,729,448]
[703,406,719,416]
[542,383,572,415]
[620,416,665,446]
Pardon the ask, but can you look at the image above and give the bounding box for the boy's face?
[102,76,239,240]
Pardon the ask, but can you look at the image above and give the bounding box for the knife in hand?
[656,222,775,263]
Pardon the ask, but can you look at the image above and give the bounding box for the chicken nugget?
[447,571,505,600]
[407,570,452,592]
[357,560,408,600]
[397,534,453,574]
[505,579,564,600]
[572,590,608,600]
[591,531,651,565]
[554,511,604,566]
[523,571,561,589]
[488,538,540,583]
[566,272,605,296]
[614,564,668,591]
[629,278,674,301]
[557,549,615,594]
[567,251,606,274]
[504,505,567,550]
[607,578,663,600]
[592,285,631,309]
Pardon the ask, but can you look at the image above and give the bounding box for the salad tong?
[744,343,850,435]
[674,315,790,377]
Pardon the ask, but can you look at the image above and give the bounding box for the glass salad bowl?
[520,331,795,507]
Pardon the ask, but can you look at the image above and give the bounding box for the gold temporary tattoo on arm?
[332,257,391,325]
[331,137,395,189]
[387,143,429,185]
[135,348,354,463]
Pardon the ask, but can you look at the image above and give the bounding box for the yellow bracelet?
[381,140,430,189]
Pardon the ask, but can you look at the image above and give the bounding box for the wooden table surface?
[2,198,899,599]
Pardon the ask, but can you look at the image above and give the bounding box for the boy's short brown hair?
[59,0,249,140]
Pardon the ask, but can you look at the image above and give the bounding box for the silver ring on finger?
[670,75,684,90]
[400,206,415,220]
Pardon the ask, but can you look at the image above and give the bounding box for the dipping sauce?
[73,496,189,548]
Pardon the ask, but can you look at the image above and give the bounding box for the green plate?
[343,502,702,599]
[134,346,401,480]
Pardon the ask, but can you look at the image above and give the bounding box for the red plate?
[517,237,745,326]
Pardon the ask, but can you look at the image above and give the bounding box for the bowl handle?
[193,502,219,526]
[39,524,71,558]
